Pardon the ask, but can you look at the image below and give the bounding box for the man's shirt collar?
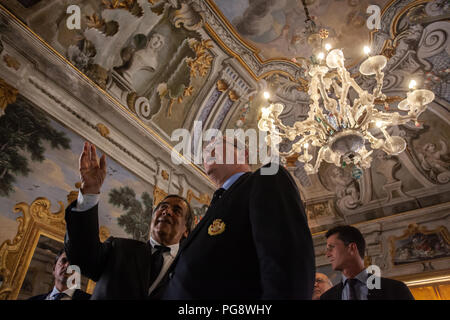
[221,172,246,190]
[341,268,368,285]
[149,237,179,258]
[48,286,76,299]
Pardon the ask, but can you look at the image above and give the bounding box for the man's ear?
[349,243,358,255]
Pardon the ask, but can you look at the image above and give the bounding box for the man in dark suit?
[162,136,315,299]
[64,142,194,299]
[321,225,414,300]
[28,249,91,300]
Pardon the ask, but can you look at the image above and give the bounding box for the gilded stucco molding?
[186,189,211,206]
[0,77,18,116]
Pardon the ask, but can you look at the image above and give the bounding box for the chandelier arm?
[348,77,373,101]
[272,116,290,132]
[373,70,386,99]
[331,79,342,96]
[317,74,338,116]
[373,111,419,126]
[312,147,327,172]
[348,99,361,128]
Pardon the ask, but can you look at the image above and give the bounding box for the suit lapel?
[169,172,251,270]
[335,282,344,300]
[180,172,251,250]
[134,242,152,296]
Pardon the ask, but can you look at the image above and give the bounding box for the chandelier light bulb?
[409,80,417,90]
[363,46,371,55]
[304,142,309,149]
[376,120,383,128]
[325,43,332,51]
[263,91,270,100]
[317,52,325,60]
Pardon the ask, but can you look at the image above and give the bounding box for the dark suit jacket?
[27,289,91,300]
[64,202,168,300]
[320,277,415,300]
[162,163,316,299]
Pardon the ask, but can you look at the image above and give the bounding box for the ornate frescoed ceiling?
[211,0,389,65]
[0,0,449,235]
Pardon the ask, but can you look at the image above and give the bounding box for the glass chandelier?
[258,0,435,179]
[258,47,435,178]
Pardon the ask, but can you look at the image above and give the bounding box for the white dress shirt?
[147,237,179,295]
[46,286,76,300]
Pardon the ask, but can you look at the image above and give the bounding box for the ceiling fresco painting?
[211,0,390,65]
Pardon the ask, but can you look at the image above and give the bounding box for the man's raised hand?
[79,142,107,194]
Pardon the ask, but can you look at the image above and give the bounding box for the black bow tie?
[153,245,170,254]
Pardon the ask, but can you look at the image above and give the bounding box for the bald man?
[313,273,333,300]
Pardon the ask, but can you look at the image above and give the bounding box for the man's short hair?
[325,225,366,259]
[54,248,66,265]
[154,194,194,235]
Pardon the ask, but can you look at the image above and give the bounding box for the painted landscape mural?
[0,97,155,244]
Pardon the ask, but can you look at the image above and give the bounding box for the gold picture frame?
[389,223,450,268]
[0,197,109,299]
[0,197,65,299]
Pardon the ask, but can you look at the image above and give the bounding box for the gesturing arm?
[249,164,315,299]
[64,142,110,281]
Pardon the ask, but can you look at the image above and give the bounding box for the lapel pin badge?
[208,219,226,236]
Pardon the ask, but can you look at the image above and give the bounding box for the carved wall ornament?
[375,152,400,185]
[306,202,334,221]
[228,90,239,102]
[389,223,450,268]
[0,78,18,116]
[186,39,214,78]
[216,79,228,92]
[326,166,361,211]
[153,185,168,207]
[186,189,211,206]
[3,54,20,71]
[86,13,106,30]
[85,13,119,37]
[171,2,204,31]
[96,123,111,138]
[417,139,450,184]
[102,0,144,17]
[161,169,169,181]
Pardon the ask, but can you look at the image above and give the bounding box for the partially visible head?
[325,225,365,271]
[312,272,333,300]
[150,195,193,246]
[52,249,71,285]
[202,135,251,187]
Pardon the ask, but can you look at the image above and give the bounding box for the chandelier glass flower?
[258,48,435,177]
